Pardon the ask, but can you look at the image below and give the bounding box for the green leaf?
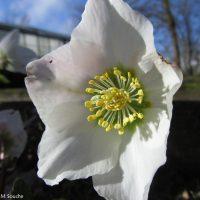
[10,178,33,200]
[0,74,9,84]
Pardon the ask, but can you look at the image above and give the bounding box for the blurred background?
[0,0,200,199]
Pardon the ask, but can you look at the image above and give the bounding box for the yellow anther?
[134,78,141,88]
[95,76,101,80]
[130,83,135,88]
[86,88,95,94]
[123,117,129,126]
[128,72,131,78]
[102,121,109,128]
[137,96,143,104]
[114,123,121,130]
[102,88,131,111]
[111,89,116,94]
[89,80,95,85]
[89,108,95,111]
[129,114,136,123]
[85,101,93,108]
[106,124,113,132]
[114,69,121,76]
[137,113,144,119]
[137,89,144,96]
[96,110,103,117]
[98,118,104,126]
[118,128,125,135]
[100,75,107,81]
[87,115,96,122]
[105,73,109,78]
[120,76,126,81]
[96,100,104,107]
[128,114,133,122]
[101,95,107,99]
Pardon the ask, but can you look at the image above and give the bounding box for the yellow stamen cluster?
[85,67,145,135]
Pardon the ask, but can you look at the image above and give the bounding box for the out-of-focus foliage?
[0,30,37,88]
[0,30,37,74]
[0,74,9,84]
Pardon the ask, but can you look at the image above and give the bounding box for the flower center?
[85,66,148,135]
[101,87,131,111]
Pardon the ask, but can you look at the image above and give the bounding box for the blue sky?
[0,0,184,59]
[0,0,199,61]
[0,0,87,35]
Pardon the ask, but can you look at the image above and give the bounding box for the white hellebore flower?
[0,110,27,159]
[0,30,36,74]
[25,0,182,200]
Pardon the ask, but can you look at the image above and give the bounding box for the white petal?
[72,0,152,69]
[108,0,155,55]
[0,30,19,53]
[25,43,85,124]
[158,62,183,119]
[0,110,27,158]
[69,40,112,80]
[25,39,117,123]
[26,40,109,87]
[93,108,170,200]
[37,102,121,186]
[25,68,84,124]
[141,55,183,118]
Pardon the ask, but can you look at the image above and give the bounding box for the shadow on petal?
[38,103,121,184]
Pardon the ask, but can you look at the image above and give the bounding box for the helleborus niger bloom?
[25,0,182,199]
[0,110,27,159]
[0,30,36,74]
